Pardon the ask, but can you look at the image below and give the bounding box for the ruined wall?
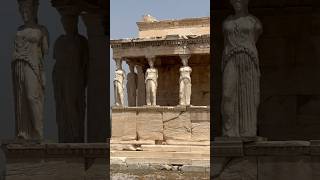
[212,1,320,140]
[111,106,210,144]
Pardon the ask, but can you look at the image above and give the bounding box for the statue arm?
[41,27,50,56]
[82,40,90,87]
[254,17,263,43]
[123,71,126,89]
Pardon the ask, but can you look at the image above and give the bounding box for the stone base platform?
[111,144,210,179]
[212,140,320,180]
[111,106,210,143]
[110,106,210,178]
[1,141,110,180]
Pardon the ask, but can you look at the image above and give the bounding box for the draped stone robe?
[221,15,263,137]
[12,25,49,140]
[53,34,89,143]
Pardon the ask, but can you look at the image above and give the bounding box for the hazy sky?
[110,0,210,105]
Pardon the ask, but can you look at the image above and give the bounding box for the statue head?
[230,0,249,14]
[127,62,135,73]
[115,58,122,70]
[18,0,37,25]
[147,57,155,68]
[61,14,79,35]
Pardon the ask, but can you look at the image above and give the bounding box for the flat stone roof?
[137,16,210,31]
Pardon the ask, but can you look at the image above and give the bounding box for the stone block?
[258,156,311,180]
[217,157,257,180]
[190,111,210,122]
[141,145,191,152]
[163,111,191,141]
[111,111,137,141]
[191,122,210,141]
[136,111,163,141]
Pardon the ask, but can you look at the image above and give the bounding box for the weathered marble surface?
[136,111,163,141]
[163,111,191,141]
[111,111,136,141]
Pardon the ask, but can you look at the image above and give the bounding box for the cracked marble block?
[191,111,210,141]
[111,111,137,141]
[136,112,163,141]
[163,111,191,141]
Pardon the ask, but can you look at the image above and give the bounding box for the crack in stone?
[163,112,185,123]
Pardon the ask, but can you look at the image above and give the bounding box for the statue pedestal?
[110,106,210,167]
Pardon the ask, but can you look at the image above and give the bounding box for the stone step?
[111,157,210,167]
[110,151,210,159]
[110,139,155,145]
[166,140,210,146]
[141,145,210,152]
[111,144,210,152]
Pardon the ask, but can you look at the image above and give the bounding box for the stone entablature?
[137,16,210,38]
[111,35,210,59]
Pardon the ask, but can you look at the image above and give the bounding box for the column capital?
[145,55,156,60]
[179,54,191,60]
[114,58,123,70]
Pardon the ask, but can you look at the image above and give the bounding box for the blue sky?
[110,0,210,105]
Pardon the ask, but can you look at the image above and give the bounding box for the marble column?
[126,62,137,106]
[179,54,192,106]
[137,65,146,106]
[81,12,108,142]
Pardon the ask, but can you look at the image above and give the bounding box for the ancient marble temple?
[110,15,210,149]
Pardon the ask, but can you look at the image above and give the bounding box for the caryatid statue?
[53,10,89,143]
[136,65,146,106]
[114,58,125,106]
[221,0,263,137]
[145,56,158,106]
[126,62,137,106]
[12,0,49,140]
[179,54,192,106]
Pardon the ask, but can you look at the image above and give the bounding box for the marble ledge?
[1,141,110,158]
[212,140,320,157]
[111,105,210,112]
